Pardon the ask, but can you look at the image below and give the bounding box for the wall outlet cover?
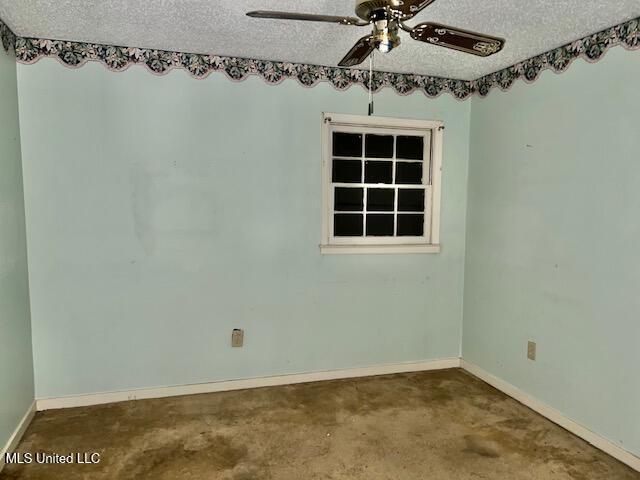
[527,341,536,361]
[232,329,244,348]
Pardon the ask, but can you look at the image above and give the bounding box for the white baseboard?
[461,360,640,473]
[0,401,36,473]
[36,357,461,411]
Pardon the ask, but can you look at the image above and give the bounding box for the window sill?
[320,244,441,255]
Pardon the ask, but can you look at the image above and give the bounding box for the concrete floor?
[2,369,638,480]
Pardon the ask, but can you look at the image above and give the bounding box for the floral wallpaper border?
[471,16,639,97]
[1,16,638,99]
[0,17,16,53]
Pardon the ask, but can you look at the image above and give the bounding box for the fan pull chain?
[368,51,374,116]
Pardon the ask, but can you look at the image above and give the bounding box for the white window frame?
[320,113,443,255]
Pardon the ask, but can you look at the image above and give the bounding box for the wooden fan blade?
[246,11,368,26]
[392,0,438,19]
[410,23,505,56]
[338,35,375,67]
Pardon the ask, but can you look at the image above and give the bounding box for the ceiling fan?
[247,0,505,67]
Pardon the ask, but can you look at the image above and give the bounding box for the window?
[321,113,442,254]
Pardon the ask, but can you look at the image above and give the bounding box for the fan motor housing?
[355,0,391,21]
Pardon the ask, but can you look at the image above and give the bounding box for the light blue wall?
[464,47,640,457]
[0,48,34,448]
[9,36,640,460]
[17,60,470,398]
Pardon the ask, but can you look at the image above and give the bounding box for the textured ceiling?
[0,1,639,80]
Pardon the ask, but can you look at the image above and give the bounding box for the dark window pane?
[334,214,363,236]
[398,189,425,212]
[367,188,395,212]
[366,214,394,236]
[334,187,363,211]
[365,161,393,184]
[396,162,423,185]
[365,134,394,158]
[333,132,362,157]
[397,214,425,236]
[396,136,424,160]
[333,159,362,183]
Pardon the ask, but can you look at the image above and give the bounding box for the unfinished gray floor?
[2,369,638,479]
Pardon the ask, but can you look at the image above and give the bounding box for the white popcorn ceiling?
[0,0,638,80]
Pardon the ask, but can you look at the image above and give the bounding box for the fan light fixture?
[371,14,400,53]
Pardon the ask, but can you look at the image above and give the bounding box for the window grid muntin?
[329,125,432,243]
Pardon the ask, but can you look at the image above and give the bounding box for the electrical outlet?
[527,341,536,361]
[231,329,244,348]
